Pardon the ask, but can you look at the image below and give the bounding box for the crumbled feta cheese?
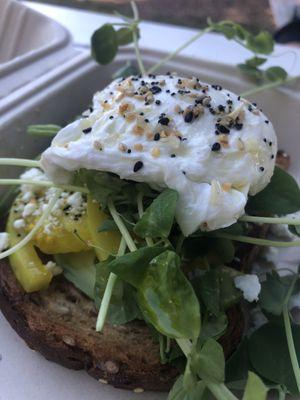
[13,219,25,230]
[45,261,63,276]
[22,203,37,218]
[20,168,47,193]
[234,274,261,302]
[21,191,33,203]
[67,192,82,209]
[0,233,10,252]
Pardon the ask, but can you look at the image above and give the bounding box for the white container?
[0,3,300,400]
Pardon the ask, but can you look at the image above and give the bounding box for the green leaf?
[265,66,288,82]
[167,375,207,400]
[107,246,166,287]
[137,251,201,339]
[226,338,251,383]
[289,225,300,237]
[134,189,178,239]
[196,269,220,315]
[246,31,274,54]
[248,323,300,395]
[245,56,267,67]
[238,64,264,81]
[218,266,242,310]
[191,339,225,383]
[183,360,198,392]
[91,24,118,65]
[116,27,135,46]
[55,251,96,299]
[112,62,139,79]
[259,272,294,316]
[94,258,141,324]
[242,372,268,400]
[97,219,118,233]
[246,166,300,215]
[200,313,228,342]
[107,284,141,325]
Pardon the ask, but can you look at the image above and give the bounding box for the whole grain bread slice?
[0,259,244,392]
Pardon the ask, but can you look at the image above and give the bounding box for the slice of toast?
[0,259,244,391]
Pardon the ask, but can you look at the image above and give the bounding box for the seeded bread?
[0,260,244,391]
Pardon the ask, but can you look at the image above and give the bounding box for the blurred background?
[24,0,300,44]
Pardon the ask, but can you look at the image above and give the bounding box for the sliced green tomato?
[6,211,52,293]
[87,195,121,261]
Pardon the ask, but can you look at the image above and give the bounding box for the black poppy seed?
[140,112,144,116]
[260,167,265,172]
[252,102,257,106]
[127,149,132,154]
[263,138,267,143]
[182,171,186,175]
[234,123,243,131]
[133,161,144,172]
[182,138,188,141]
[109,116,114,120]
[177,135,183,141]
[238,96,241,101]
[170,154,176,158]
[178,79,182,84]
[211,142,221,152]
[209,108,216,115]
[184,111,194,123]
[155,100,161,105]
[150,85,162,94]
[248,105,253,112]
[89,106,94,112]
[166,89,170,93]
[216,124,230,134]
[110,91,114,94]
[154,133,160,141]
[269,141,272,146]
[227,99,233,105]
[141,80,146,86]
[212,84,222,91]
[218,105,225,112]
[271,154,275,159]
[145,101,150,106]
[171,92,176,96]
[265,120,269,124]
[215,130,220,135]
[144,118,150,123]
[158,117,170,126]
[134,91,138,95]
[82,127,92,134]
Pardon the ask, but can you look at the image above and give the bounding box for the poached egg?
[41,74,277,236]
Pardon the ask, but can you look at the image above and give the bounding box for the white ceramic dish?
[0,3,300,400]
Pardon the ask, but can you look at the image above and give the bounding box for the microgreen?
[27,124,61,137]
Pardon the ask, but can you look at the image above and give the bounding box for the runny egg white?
[41,74,277,236]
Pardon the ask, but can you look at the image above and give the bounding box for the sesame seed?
[151,147,160,157]
[133,161,143,172]
[211,142,221,152]
[134,143,143,151]
[154,133,160,141]
[82,127,92,134]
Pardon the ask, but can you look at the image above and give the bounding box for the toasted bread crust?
[0,260,243,391]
